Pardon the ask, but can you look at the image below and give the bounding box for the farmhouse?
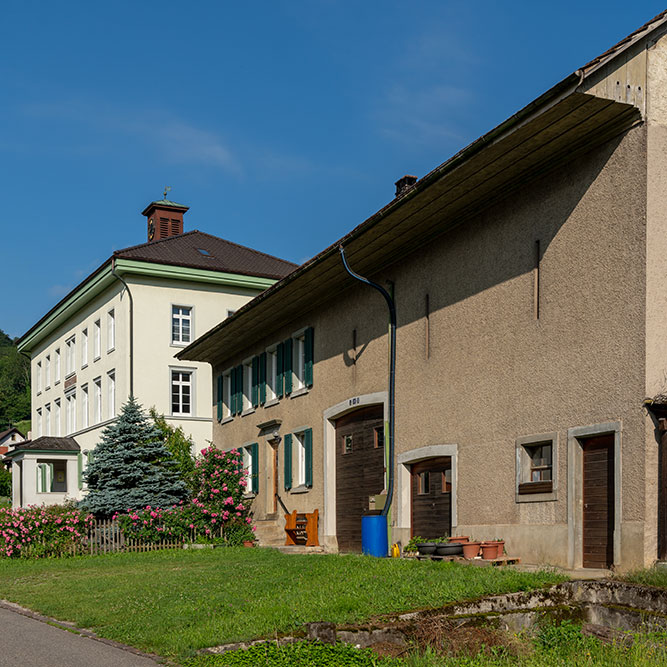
[10,198,296,507]
[179,11,667,571]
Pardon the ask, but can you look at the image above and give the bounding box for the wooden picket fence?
[63,518,224,556]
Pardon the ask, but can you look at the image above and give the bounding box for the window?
[65,336,76,376]
[374,426,384,449]
[293,332,306,391]
[81,384,89,428]
[242,360,253,412]
[284,429,313,490]
[55,348,61,382]
[36,463,53,493]
[287,327,314,395]
[93,377,102,423]
[172,306,192,345]
[107,310,115,351]
[343,434,353,455]
[171,370,192,416]
[44,403,51,436]
[94,320,101,359]
[65,391,76,434]
[516,433,557,501]
[295,432,307,487]
[107,370,115,418]
[243,443,259,494]
[217,370,232,421]
[54,399,61,436]
[36,361,42,394]
[418,471,430,495]
[81,328,88,367]
[266,346,278,402]
[36,408,42,437]
[45,355,50,389]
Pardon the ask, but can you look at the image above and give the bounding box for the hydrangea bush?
[0,504,93,558]
[115,447,255,545]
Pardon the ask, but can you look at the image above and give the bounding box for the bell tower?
[141,193,189,242]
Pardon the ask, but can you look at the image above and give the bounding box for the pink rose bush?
[115,447,255,545]
[0,504,93,558]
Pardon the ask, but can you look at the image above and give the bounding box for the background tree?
[0,329,30,432]
[149,407,197,492]
[82,396,188,517]
[0,467,11,499]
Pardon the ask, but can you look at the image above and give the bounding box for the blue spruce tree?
[82,396,189,517]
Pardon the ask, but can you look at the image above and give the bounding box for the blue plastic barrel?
[361,514,388,557]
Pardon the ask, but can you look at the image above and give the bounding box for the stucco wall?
[211,124,650,569]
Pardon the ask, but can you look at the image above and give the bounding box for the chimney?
[394,174,418,198]
[141,197,190,242]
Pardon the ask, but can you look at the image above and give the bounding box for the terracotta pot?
[461,541,481,559]
[496,541,505,557]
[480,542,499,559]
[447,536,470,544]
[243,540,255,548]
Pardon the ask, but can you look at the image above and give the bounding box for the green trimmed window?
[284,433,292,491]
[244,443,259,494]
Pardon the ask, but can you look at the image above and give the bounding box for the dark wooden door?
[335,405,385,552]
[582,435,614,568]
[411,457,452,539]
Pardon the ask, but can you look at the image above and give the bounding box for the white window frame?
[170,368,194,417]
[107,370,115,418]
[242,358,253,413]
[81,328,88,368]
[243,445,255,484]
[266,345,278,403]
[93,377,102,423]
[45,355,50,389]
[36,361,42,394]
[65,390,76,435]
[292,330,306,391]
[222,369,232,420]
[107,310,115,352]
[294,430,307,487]
[65,335,76,377]
[36,463,53,494]
[515,432,558,503]
[44,403,51,436]
[54,399,61,437]
[54,348,61,383]
[81,383,89,429]
[36,408,42,437]
[171,305,193,345]
[93,320,101,360]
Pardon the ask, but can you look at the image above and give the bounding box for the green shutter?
[304,428,313,488]
[251,443,259,494]
[305,327,314,387]
[259,352,267,405]
[78,453,83,490]
[230,367,237,415]
[284,433,292,491]
[283,338,293,395]
[48,463,54,492]
[252,357,259,408]
[216,375,223,421]
[277,342,284,399]
[235,365,243,415]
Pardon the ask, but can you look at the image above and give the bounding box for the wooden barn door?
[582,435,614,569]
[411,457,452,539]
[335,405,385,552]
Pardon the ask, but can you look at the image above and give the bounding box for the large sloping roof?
[115,230,297,280]
[4,436,80,458]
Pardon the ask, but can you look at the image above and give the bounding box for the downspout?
[339,245,396,519]
[111,257,134,397]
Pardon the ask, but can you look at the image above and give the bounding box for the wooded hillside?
[0,329,30,431]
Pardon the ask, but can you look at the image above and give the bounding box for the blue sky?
[1,1,664,339]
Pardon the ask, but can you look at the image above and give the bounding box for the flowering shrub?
[115,447,255,545]
[0,504,93,558]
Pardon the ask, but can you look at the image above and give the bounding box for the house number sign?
[348,397,361,407]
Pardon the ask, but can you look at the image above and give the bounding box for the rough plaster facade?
[200,25,667,571]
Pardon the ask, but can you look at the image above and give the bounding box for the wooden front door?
[335,405,385,552]
[411,457,452,539]
[582,435,614,569]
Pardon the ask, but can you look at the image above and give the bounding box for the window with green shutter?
[250,443,259,494]
[304,428,313,488]
[283,338,293,395]
[230,366,238,416]
[259,352,267,405]
[277,342,284,399]
[235,365,243,415]
[284,433,292,491]
[251,356,259,408]
[305,327,314,387]
[216,374,223,421]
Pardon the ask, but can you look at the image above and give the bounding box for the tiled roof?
[0,427,24,441]
[9,436,80,453]
[114,230,298,280]
[141,199,189,215]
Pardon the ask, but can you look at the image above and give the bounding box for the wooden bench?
[284,509,319,547]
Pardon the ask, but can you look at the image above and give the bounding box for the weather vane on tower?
[163,186,171,199]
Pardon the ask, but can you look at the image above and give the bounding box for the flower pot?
[461,541,481,559]
[447,536,470,544]
[435,542,463,557]
[417,542,437,556]
[243,540,255,548]
[480,542,499,559]
[496,541,505,557]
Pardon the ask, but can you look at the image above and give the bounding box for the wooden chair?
[284,509,319,546]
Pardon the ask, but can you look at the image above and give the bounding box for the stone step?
[272,545,326,555]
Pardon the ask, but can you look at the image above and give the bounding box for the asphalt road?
[0,606,160,667]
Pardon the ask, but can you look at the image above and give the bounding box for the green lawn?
[0,548,564,660]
